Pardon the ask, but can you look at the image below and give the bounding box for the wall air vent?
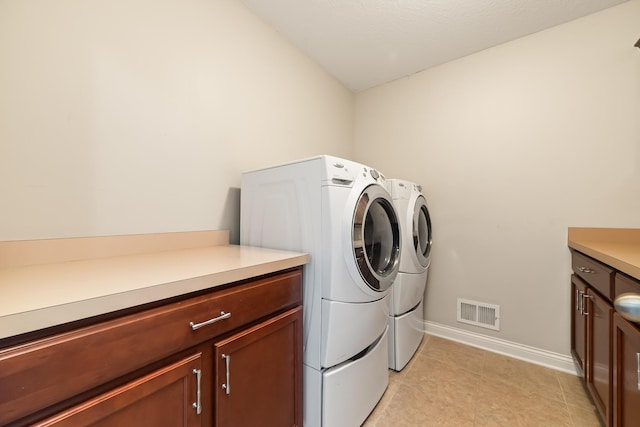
[457,298,500,331]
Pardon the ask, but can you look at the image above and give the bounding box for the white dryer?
[241,155,401,427]
[386,179,432,371]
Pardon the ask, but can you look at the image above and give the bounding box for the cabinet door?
[571,275,588,376]
[587,289,613,427]
[214,306,302,427]
[37,353,203,427]
[613,313,640,427]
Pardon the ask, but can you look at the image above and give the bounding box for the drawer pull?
[577,266,595,274]
[192,369,202,414]
[222,354,231,395]
[189,311,231,330]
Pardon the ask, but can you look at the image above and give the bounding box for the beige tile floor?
[363,335,603,427]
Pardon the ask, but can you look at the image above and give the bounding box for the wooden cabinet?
[214,307,302,427]
[612,270,640,427]
[0,268,303,427]
[588,288,613,424]
[613,313,640,427]
[570,250,614,427]
[571,274,613,426]
[569,249,640,427]
[612,313,640,427]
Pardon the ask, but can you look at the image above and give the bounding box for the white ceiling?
[241,0,629,91]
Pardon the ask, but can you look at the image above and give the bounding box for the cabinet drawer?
[614,273,640,299]
[0,268,302,426]
[572,250,614,301]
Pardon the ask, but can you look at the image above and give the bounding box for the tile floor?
[363,335,603,427]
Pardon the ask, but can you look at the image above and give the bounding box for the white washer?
[241,155,401,427]
[386,179,432,371]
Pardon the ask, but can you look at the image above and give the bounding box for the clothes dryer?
[386,179,432,371]
[241,155,401,427]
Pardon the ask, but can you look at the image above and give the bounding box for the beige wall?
[354,1,640,355]
[3,0,639,356]
[0,0,353,242]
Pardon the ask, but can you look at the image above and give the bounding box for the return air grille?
[457,299,500,331]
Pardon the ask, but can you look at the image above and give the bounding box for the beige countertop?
[0,231,309,340]
[568,228,640,280]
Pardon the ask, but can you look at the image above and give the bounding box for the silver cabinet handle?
[576,289,584,314]
[189,311,231,330]
[577,266,595,274]
[221,354,231,395]
[637,353,640,391]
[581,293,592,316]
[192,369,202,414]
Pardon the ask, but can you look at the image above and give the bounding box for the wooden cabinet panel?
[37,353,203,427]
[613,313,640,427]
[214,306,302,427]
[587,290,613,427]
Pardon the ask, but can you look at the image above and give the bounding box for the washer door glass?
[413,195,432,268]
[352,185,400,292]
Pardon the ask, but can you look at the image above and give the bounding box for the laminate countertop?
[568,227,640,280]
[0,231,309,340]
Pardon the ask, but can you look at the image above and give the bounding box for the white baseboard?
[423,321,578,375]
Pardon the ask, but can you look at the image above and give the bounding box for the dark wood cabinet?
[587,288,613,424]
[571,274,613,426]
[214,307,302,427]
[613,313,640,426]
[0,268,303,427]
[569,248,640,427]
[570,250,614,427]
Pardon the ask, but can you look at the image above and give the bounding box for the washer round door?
[412,194,432,268]
[352,184,401,292]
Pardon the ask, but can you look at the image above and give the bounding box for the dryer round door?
[411,195,433,268]
[352,184,401,292]
[412,195,432,268]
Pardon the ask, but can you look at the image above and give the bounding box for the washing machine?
[386,179,432,371]
[241,155,401,427]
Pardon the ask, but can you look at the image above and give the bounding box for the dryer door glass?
[413,196,432,268]
[352,185,400,292]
